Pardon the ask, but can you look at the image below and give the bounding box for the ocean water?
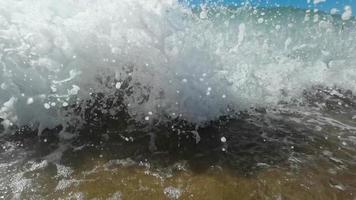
[1,0,356,199]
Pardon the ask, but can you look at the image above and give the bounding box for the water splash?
[0,0,356,132]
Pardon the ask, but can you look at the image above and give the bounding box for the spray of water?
[0,0,355,133]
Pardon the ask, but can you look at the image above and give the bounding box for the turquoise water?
[182,0,356,15]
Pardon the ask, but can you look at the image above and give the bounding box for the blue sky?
[180,0,355,15]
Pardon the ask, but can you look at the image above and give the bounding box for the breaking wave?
[0,0,356,132]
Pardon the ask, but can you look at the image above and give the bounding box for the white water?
[0,0,356,132]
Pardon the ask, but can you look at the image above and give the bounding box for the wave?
[0,0,356,133]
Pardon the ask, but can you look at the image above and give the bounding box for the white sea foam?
[0,0,356,131]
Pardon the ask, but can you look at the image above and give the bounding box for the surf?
[0,0,355,134]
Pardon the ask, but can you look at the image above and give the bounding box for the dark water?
[1,87,356,199]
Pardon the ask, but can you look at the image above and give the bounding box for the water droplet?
[258,18,264,24]
[221,136,227,143]
[44,103,50,109]
[27,97,34,105]
[342,6,352,20]
[115,82,122,89]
